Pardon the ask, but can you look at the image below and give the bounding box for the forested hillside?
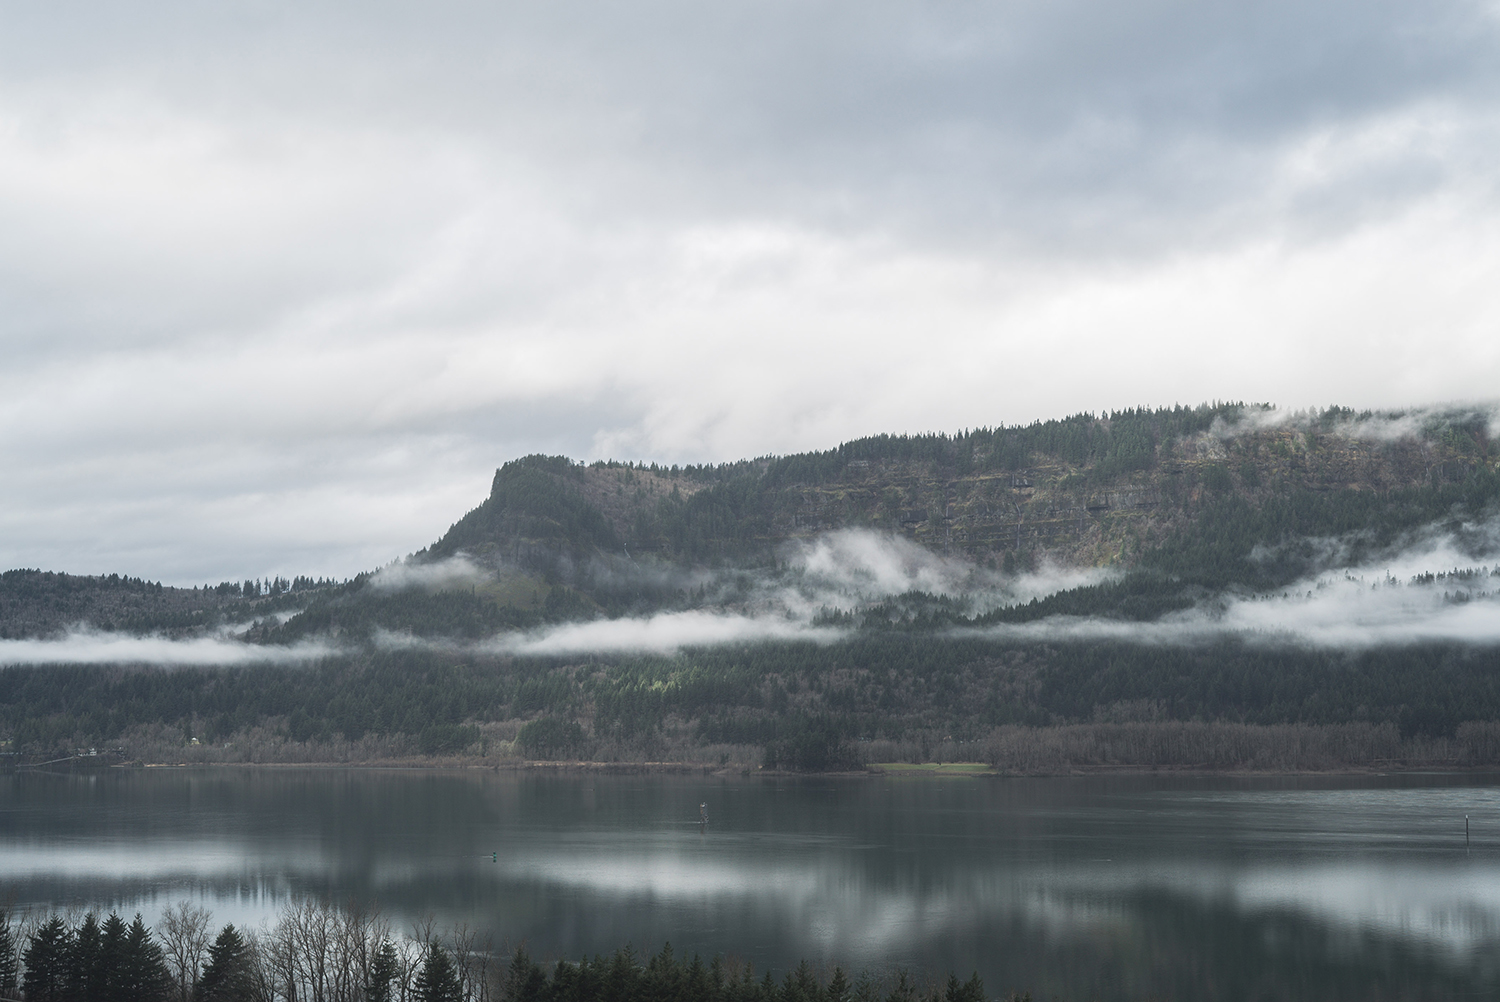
[423,402,1491,582]
[260,402,1499,637]
[0,571,334,640]
[5,402,1500,771]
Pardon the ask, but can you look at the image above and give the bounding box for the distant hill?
[0,570,333,640]
[6,402,1500,770]
[451,407,1477,563]
[348,402,1499,624]
[12,402,1494,640]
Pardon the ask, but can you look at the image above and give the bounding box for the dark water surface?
[4,768,1500,1000]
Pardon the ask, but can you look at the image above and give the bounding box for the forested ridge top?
[443,403,1493,562]
[0,570,339,641]
[405,402,1499,614]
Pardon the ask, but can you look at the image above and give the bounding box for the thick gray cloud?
[2,1,1499,582]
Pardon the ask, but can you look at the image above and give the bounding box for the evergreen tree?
[883,969,916,1002]
[785,960,823,1002]
[601,947,635,1002]
[0,911,18,1000]
[96,914,128,1002]
[825,967,851,1002]
[501,948,546,1002]
[21,918,72,1002]
[69,913,103,1002]
[365,940,401,1002]
[115,915,173,1002]
[684,955,712,1002]
[194,925,252,1002]
[413,945,462,1002]
[943,973,985,1002]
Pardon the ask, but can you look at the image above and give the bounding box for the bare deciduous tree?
[160,900,213,1002]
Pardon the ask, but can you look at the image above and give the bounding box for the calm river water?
[4,768,1500,1000]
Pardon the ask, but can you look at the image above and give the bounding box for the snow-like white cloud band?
[0,632,333,667]
[8,516,1500,664]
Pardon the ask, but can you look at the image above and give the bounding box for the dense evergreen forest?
[0,900,1000,1002]
[4,402,1500,770]
[6,639,1500,770]
[0,571,334,641]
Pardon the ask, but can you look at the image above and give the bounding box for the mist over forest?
[5,401,1500,772]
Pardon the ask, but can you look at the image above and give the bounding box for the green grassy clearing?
[474,574,552,609]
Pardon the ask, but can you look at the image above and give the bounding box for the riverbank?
[15,718,1500,777]
[14,757,1499,782]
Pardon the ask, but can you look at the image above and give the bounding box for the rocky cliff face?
[423,406,1496,586]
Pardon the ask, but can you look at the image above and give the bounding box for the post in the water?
[700,802,709,826]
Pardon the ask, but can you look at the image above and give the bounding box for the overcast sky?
[3,0,1499,584]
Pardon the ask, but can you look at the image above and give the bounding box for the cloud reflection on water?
[6,772,1500,997]
[8,830,1500,958]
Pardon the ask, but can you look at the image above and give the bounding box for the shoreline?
[13,757,1500,780]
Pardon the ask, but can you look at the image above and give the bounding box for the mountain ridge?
[395,402,1499,621]
[5,401,1497,641]
[6,401,1500,770]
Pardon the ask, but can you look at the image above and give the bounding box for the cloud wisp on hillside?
[8,515,1500,664]
[368,554,490,592]
[967,515,1500,649]
[486,612,846,658]
[784,530,1114,613]
[1212,402,1500,443]
[963,582,1500,649]
[0,631,334,668]
[366,530,1119,655]
[370,520,1500,655]
[466,518,1500,655]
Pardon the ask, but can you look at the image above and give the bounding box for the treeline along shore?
[12,719,1500,777]
[0,899,1005,1002]
[8,639,1500,774]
